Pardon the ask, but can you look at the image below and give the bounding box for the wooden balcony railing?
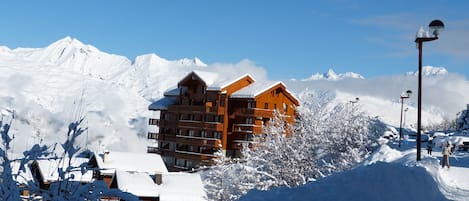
[176,135,221,148]
[147,132,158,139]
[148,118,159,125]
[174,150,215,162]
[168,105,205,113]
[232,124,262,134]
[178,121,223,131]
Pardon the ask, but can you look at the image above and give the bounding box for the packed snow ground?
[240,133,469,201]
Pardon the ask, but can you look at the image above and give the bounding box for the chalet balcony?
[147,146,159,154]
[232,124,262,134]
[207,105,225,115]
[174,150,215,162]
[176,135,221,148]
[148,118,159,125]
[231,140,260,150]
[168,105,205,113]
[147,132,158,139]
[178,121,223,131]
[231,108,273,118]
[155,133,177,142]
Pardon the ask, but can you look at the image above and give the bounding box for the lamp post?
[349,97,359,106]
[403,107,409,127]
[415,19,444,161]
[399,90,412,147]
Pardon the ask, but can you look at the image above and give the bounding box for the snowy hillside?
[1,36,468,156]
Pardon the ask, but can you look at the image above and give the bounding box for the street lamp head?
[401,90,412,98]
[429,19,445,37]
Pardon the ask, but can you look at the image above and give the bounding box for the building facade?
[148,70,299,171]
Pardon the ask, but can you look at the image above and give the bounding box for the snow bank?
[240,160,448,201]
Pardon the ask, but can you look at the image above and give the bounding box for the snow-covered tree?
[202,90,386,201]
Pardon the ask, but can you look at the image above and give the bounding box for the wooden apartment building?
[148,70,299,171]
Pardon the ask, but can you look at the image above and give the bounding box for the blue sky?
[0,0,468,80]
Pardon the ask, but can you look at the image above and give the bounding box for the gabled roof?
[93,151,168,175]
[231,81,300,105]
[34,157,93,183]
[178,70,255,91]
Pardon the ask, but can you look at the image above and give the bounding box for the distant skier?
[427,140,433,155]
[441,143,452,169]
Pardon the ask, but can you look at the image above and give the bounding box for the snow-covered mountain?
[0,37,209,153]
[1,37,467,155]
[302,68,364,81]
[406,66,449,76]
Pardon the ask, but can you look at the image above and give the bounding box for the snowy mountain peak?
[179,57,208,67]
[406,66,448,77]
[303,68,364,81]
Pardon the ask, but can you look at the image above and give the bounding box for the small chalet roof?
[180,70,255,91]
[148,97,177,110]
[34,157,93,183]
[11,161,34,185]
[114,170,160,198]
[159,172,206,201]
[93,151,168,175]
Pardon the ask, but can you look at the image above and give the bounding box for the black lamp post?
[399,90,412,147]
[415,19,444,161]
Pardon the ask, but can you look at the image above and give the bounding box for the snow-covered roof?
[11,161,34,185]
[34,157,93,183]
[148,97,177,110]
[184,70,255,91]
[112,171,205,200]
[231,81,299,103]
[115,170,160,198]
[159,172,206,201]
[93,151,168,175]
[231,80,280,98]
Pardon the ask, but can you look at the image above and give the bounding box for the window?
[264,103,268,109]
[176,159,186,167]
[214,132,222,139]
[246,118,253,124]
[201,130,207,137]
[274,104,277,109]
[283,103,288,112]
[248,101,256,109]
[189,130,195,136]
